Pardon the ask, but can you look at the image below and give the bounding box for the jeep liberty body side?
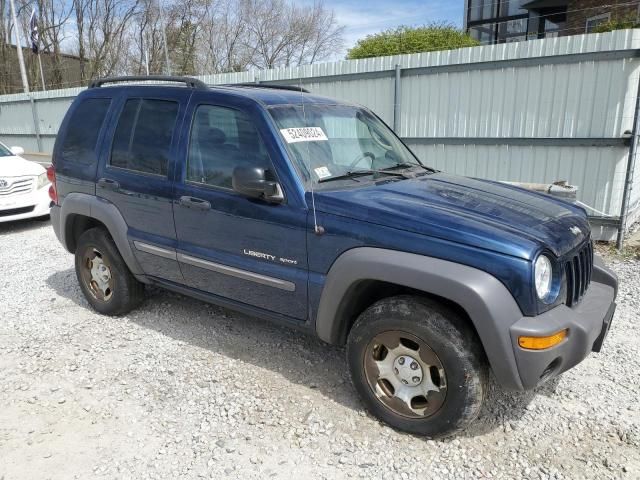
[49,76,618,437]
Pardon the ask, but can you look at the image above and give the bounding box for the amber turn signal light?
[518,329,568,350]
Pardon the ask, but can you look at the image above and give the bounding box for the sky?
[318,0,465,58]
[22,0,465,63]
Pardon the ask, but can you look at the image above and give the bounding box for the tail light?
[47,165,58,205]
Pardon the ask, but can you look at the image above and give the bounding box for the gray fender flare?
[315,247,525,390]
[57,192,143,275]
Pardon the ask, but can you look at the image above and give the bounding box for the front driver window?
[187,105,274,189]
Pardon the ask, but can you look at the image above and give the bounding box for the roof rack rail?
[226,83,310,93]
[89,75,208,89]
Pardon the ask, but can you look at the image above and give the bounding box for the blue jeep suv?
[49,76,618,437]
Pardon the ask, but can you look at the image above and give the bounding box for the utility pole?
[9,0,30,93]
[37,54,46,90]
[158,0,171,75]
[144,48,150,75]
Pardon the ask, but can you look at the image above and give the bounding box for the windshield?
[0,142,13,157]
[269,104,423,188]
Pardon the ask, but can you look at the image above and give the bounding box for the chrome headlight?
[534,255,553,300]
[37,172,48,189]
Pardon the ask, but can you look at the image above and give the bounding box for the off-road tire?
[75,227,144,315]
[346,295,488,438]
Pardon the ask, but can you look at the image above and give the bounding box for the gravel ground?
[0,219,639,480]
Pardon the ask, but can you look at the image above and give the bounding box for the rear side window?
[110,98,178,176]
[60,98,111,165]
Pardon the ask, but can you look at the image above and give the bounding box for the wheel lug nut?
[410,362,418,370]
[412,376,420,383]
[398,357,405,365]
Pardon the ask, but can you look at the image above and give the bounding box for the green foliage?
[168,20,198,75]
[346,23,479,60]
[593,15,640,33]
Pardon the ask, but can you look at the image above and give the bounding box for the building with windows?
[464,0,640,45]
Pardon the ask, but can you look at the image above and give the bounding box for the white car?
[0,142,52,223]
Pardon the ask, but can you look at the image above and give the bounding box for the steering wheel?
[348,152,375,170]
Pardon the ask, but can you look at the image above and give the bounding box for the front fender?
[315,247,526,390]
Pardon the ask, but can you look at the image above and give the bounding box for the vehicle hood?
[0,155,45,177]
[313,172,590,260]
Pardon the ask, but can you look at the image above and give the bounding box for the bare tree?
[0,0,14,93]
[128,0,165,75]
[84,0,140,78]
[202,0,251,73]
[165,0,206,75]
[243,0,288,69]
[73,0,89,81]
[296,1,344,65]
[244,0,343,69]
[40,0,74,87]
[0,0,344,92]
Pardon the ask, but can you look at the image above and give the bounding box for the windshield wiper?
[383,162,436,172]
[318,169,408,184]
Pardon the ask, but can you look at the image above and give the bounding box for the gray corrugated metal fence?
[1,29,639,241]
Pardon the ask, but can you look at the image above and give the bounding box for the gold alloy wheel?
[363,330,447,418]
[80,247,114,302]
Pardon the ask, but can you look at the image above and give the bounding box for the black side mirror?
[232,166,283,203]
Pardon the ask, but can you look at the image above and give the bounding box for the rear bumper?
[51,204,62,243]
[509,258,618,390]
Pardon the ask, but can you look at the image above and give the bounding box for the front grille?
[564,241,593,307]
[0,177,35,196]
[0,205,35,217]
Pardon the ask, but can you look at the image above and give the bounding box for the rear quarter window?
[59,98,111,166]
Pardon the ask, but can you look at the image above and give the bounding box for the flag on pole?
[29,8,39,54]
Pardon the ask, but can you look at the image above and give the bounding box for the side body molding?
[55,192,143,275]
[315,247,526,390]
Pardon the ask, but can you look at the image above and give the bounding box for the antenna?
[298,78,323,235]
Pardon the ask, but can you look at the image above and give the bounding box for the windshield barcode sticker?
[280,127,328,143]
[314,166,332,179]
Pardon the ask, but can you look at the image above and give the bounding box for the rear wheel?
[75,227,144,315]
[346,295,487,437]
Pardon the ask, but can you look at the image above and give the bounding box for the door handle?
[179,196,211,211]
[97,178,120,191]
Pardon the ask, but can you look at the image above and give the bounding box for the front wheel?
[346,296,488,438]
